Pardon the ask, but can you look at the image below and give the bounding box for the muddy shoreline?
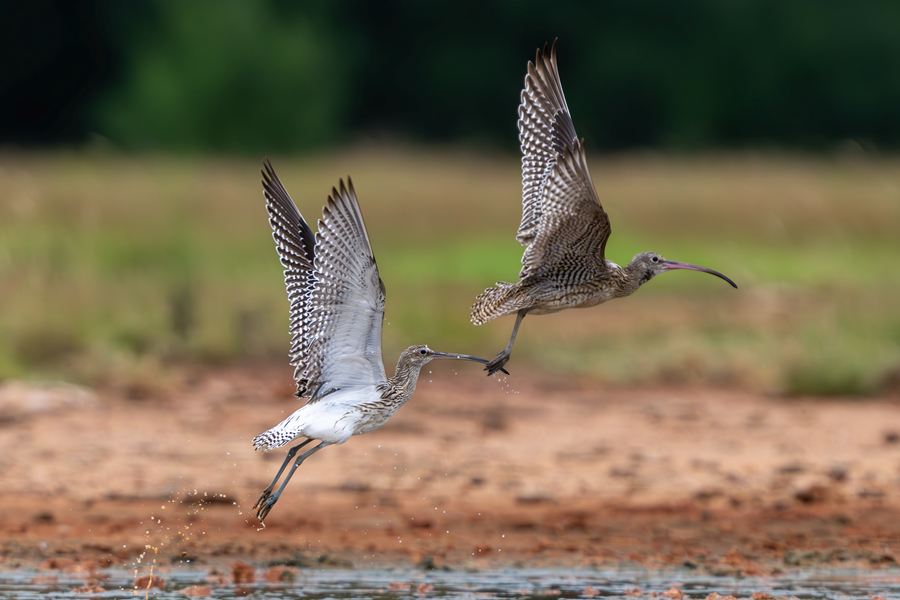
[2,365,899,575]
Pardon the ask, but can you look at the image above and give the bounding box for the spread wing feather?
[262,161,317,397]
[519,141,609,279]
[304,179,387,397]
[262,163,386,402]
[516,41,577,246]
[515,40,611,279]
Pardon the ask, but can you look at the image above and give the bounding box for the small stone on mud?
[268,554,311,568]
[795,483,831,504]
[868,552,896,565]
[32,511,55,524]
[205,568,229,586]
[39,557,74,570]
[783,549,821,566]
[409,517,435,529]
[180,584,212,597]
[693,487,723,501]
[777,462,806,474]
[72,582,105,594]
[318,553,353,567]
[827,464,848,482]
[721,548,745,566]
[264,565,296,583]
[231,561,255,584]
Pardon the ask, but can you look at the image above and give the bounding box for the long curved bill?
[664,261,738,288]
[432,351,509,375]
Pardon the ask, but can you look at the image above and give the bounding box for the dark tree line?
[3,0,900,153]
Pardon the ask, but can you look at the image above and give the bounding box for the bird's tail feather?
[470,282,529,325]
[253,428,297,451]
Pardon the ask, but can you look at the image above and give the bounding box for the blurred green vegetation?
[0,149,898,396]
[99,0,900,151]
[6,1,900,151]
[94,1,356,153]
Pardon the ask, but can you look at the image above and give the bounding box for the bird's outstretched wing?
[262,161,317,398]
[515,41,611,279]
[263,165,387,401]
[304,178,387,398]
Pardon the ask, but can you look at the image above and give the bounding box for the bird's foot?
[484,351,511,376]
[253,488,274,512]
[255,493,280,522]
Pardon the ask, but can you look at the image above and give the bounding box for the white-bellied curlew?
[253,161,498,522]
[471,41,737,376]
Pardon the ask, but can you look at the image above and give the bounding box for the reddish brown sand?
[1,365,900,576]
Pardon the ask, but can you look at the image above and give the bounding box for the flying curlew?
[253,161,498,522]
[471,41,737,376]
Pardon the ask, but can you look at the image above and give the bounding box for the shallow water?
[3,568,900,599]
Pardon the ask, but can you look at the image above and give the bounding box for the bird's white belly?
[275,386,393,446]
[300,409,358,444]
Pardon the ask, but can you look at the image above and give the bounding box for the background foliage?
[4,0,900,152]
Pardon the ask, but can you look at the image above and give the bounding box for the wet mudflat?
[3,567,900,600]
[2,365,900,588]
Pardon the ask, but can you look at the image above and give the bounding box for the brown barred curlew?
[471,41,737,376]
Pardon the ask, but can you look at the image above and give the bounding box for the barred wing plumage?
[263,164,386,401]
[262,161,317,397]
[515,40,611,280]
[304,179,387,398]
[519,141,609,280]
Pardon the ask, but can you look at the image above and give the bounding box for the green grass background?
[1,148,898,395]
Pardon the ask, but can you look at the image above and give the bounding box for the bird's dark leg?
[485,309,527,376]
[253,438,314,512]
[256,441,331,522]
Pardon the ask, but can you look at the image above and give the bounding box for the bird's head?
[400,345,496,369]
[629,251,670,285]
[400,345,439,367]
[628,252,738,289]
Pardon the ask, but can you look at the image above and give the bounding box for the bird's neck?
[618,260,649,297]
[379,358,423,404]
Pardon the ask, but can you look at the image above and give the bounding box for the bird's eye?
[651,256,659,263]
[419,349,427,355]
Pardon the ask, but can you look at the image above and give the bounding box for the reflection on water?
[2,568,900,599]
